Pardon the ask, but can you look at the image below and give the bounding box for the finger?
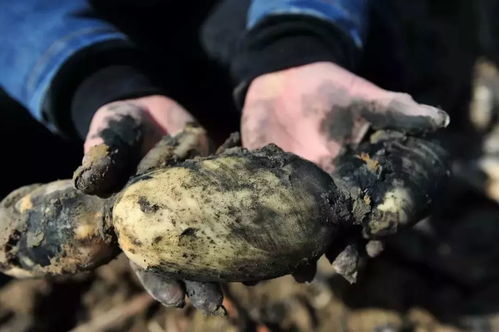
[184,280,226,316]
[130,262,185,308]
[74,102,149,197]
[360,93,450,134]
[73,142,135,197]
[74,95,196,197]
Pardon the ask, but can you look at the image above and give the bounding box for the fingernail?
[155,281,186,308]
[185,281,225,315]
[421,105,450,129]
[131,263,185,308]
[438,109,451,127]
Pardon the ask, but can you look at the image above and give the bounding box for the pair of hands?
[78,61,449,311]
[84,61,449,178]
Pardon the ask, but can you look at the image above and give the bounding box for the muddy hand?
[130,262,186,308]
[130,262,225,315]
[242,61,450,282]
[72,95,226,313]
[241,61,450,173]
[73,95,195,197]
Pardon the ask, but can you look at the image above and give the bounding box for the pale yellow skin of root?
[113,154,335,282]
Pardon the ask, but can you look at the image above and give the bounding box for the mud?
[360,101,449,134]
[320,104,358,142]
[332,130,449,238]
[319,96,449,146]
[137,196,160,214]
[73,115,143,197]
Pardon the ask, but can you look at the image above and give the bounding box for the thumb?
[74,102,146,197]
[359,92,450,134]
[74,96,194,197]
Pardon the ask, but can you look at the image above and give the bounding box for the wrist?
[72,65,166,139]
[232,15,360,107]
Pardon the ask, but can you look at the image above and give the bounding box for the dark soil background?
[1,0,499,331]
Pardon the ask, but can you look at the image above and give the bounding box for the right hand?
[241,61,450,282]
[74,95,227,314]
[73,95,194,197]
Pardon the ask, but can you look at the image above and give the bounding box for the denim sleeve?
[0,1,129,132]
[248,0,370,49]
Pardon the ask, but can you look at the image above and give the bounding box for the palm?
[241,61,449,172]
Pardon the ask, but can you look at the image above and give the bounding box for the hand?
[241,61,450,173]
[241,62,450,283]
[73,95,225,314]
[74,95,194,196]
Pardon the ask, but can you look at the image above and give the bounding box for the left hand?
[241,61,449,173]
[241,61,450,282]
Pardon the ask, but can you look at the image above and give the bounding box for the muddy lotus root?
[0,128,448,283]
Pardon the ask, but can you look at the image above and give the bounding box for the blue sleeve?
[248,0,370,49]
[0,1,130,132]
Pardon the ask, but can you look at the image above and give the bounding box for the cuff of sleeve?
[43,40,164,138]
[70,65,165,139]
[29,30,130,134]
[231,15,360,108]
